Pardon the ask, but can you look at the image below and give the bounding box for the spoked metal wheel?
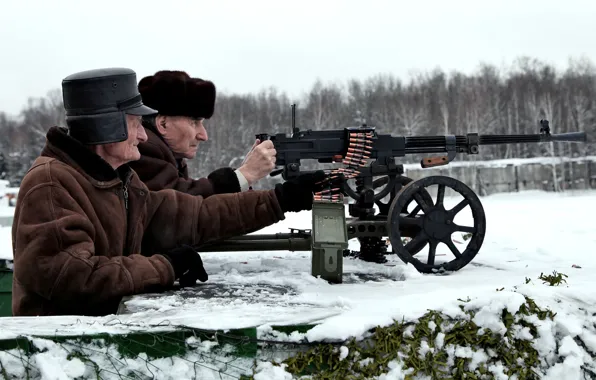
[387,175,486,274]
[372,175,433,255]
[372,176,431,215]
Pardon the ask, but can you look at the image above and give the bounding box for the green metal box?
[0,259,13,317]
[311,200,348,284]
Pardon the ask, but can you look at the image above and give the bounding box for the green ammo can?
[311,200,349,284]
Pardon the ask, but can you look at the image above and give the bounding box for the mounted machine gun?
[197,105,587,283]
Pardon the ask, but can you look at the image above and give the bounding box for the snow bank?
[1,279,594,379]
[252,280,596,379]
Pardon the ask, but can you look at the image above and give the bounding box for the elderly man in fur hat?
[129,70,272,196]
[11,67,325,317]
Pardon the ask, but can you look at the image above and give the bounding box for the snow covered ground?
[0,189,595,378]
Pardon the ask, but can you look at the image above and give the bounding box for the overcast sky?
[1,0,595,116]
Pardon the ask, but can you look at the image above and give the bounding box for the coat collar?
[41,126,133,186]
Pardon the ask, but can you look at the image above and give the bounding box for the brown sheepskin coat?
[11,126,284,316]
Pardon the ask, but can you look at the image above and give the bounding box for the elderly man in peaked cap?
[129,70,274,196]
[11,67,325,317]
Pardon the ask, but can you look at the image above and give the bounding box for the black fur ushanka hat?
[138,70,216,119]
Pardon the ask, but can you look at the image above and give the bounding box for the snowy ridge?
[255,283,596,379]
[0,279,594,379]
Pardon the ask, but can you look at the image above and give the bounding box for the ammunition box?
[311,200,348,283]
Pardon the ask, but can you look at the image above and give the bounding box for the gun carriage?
[197,105,587,283]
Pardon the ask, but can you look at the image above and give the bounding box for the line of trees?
[0,56,595,188]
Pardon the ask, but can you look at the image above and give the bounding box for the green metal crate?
[0,259,13,317]
[311,200,348,284]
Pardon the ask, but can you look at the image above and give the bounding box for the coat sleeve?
[131,151,241,197]
[12,184,175,305]
[142,188,285,253]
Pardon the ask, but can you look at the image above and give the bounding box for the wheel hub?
[422,209,451,240]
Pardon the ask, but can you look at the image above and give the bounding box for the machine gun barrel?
[404,131,587,153]
[478,132,587,144]
[403,127,586,167]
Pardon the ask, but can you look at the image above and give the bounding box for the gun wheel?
[373,175,432,213]
[373,176,432,256]
[387,175,486,274]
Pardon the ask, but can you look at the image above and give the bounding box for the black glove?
[274,170,328,212]
[162,245,208,287]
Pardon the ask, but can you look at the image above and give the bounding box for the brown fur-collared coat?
[11,126,284,317]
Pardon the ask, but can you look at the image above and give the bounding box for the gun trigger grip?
[255,133,270,141]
